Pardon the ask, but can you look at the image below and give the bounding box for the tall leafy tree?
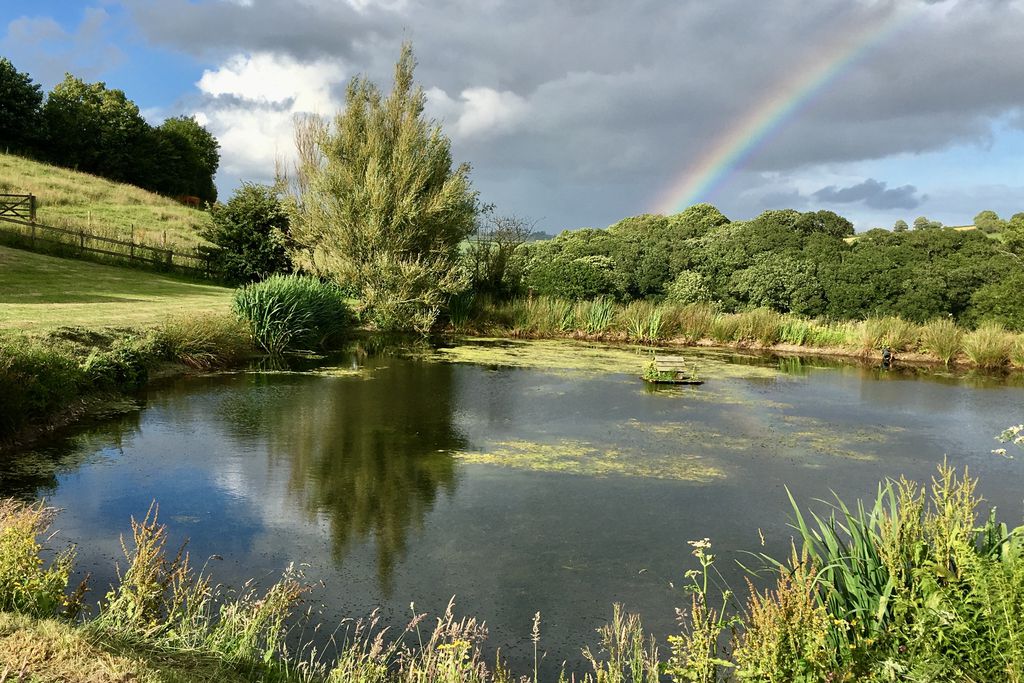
[41,74,149,182]
[156,116,220,202]
[289,43,479,332]
[973,210,1006,234]
[0,58,43,154]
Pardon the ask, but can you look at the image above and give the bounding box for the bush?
[233,274,351,353]
[200,183,291,285]
[664,270,712,306]
[81,336,155,390]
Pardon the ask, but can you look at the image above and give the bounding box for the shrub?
[919,318,962,365]
[199,182,291,285]
[233,274,351,353]
[962,322,1014,369]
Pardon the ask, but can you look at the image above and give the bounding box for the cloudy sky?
[4,0,1024,232]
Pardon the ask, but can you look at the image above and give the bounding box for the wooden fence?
[0,194,215,279]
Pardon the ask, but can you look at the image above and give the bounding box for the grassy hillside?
[0,245,232,332]
[0,153,211,250]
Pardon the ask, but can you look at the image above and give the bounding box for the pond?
[3,338,1023,675]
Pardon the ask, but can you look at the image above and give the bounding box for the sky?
[3,0,1024,233]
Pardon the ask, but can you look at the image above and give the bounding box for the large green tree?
[155,116,220,202]
[0,58,43,154]
[42,75,149,182]
[289,44,479,332]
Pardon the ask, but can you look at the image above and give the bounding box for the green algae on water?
[454,438,726,482]
[429,338,786,380]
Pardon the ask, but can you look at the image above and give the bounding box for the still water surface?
[3,339,1023,673]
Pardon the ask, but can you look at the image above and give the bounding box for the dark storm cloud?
[119,0,1024,229]
[813,179,924,210]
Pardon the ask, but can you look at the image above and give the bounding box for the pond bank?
[0,316,255,454]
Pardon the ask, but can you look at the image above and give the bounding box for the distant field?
[0,245,232,332]
[0,153,211,251]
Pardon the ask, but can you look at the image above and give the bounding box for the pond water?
[3,338,1023,675]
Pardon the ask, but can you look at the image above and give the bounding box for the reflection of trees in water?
[222,353,465,590]
[0,410,142,499]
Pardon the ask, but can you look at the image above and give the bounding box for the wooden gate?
[0,194,35,223]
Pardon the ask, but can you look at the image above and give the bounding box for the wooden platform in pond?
[642,355,704,385]
[641,376,705,385]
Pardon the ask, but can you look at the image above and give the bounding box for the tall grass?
[452,295,1024,370]
[233,274,351,354]
[619,301,664,343]
[661,303,716,343]
[577,297,615,335]
[157,313,251,369]
[962,321,1014,369]
[919,317,962,365]
[735,308,783,345]
[859,316,919,353]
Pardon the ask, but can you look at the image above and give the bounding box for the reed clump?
[919,317,962,365]
[962,321,1014,369]
[233,274,351,354]
[157,313,252,369]
[735,308,783,346]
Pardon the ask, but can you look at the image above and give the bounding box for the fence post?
[79,229,85,253]
[29,195,36,224]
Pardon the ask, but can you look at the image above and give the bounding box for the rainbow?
[652,5,911,216]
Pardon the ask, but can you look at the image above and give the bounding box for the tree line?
[510,207,1024,329]
[0,57,219,203]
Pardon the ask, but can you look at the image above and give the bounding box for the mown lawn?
[0,245,233,332]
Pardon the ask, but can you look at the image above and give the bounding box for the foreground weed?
[665,539,738,683]
[0,500,78,618]
[733,548,831,681]
[584,604,660,683]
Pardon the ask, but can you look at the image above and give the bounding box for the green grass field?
[0,153,211,251]
[0,245,233,332]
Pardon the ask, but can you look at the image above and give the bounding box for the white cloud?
[197,52,344,111]
[426,86,529,139]
[194,52,347,183]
